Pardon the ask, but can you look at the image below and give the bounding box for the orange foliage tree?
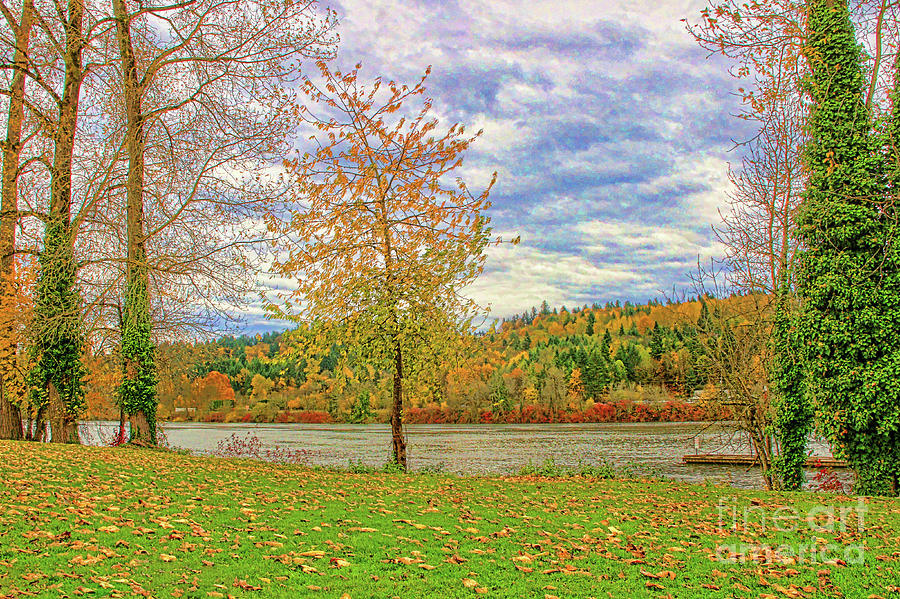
[195,371,236,408]
[269,62,508,469]
[0,261,32,438]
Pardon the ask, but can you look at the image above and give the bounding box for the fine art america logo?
[715,497,867,565]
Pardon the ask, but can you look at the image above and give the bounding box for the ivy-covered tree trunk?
[29,0,87,444]
[121,274,156,444]
[0,0,34,441]
[880,55,900,496]
[30,222,85,444]
[796,0,899,495]
[114,0,157,444]
[771,286,811,491]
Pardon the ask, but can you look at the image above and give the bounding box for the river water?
[79,421,841,490]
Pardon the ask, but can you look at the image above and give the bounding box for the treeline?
[83,296,729,424]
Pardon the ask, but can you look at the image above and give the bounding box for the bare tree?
[0,0,336,442]
[690,282,781,490]
[101,0,336,441]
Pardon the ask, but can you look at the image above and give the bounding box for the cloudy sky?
[249,0,755,332]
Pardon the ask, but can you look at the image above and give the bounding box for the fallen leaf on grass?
[73,587,96,595]
[233,579,262,591]
[393,519,427,529]
[513,554,534,563]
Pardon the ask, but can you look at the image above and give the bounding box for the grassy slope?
[0,442,898,598]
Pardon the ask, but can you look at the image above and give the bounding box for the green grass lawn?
[1,442,898,598]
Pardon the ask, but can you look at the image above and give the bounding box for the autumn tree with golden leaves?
[270,63,504,469]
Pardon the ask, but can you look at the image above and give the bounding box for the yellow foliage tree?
[567,367,584,407]
[270,63,508,468]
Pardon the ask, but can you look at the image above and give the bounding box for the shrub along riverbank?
[1,442,898,598]
[186,398,724,425]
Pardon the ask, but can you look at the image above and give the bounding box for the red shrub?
[296,411,332,424]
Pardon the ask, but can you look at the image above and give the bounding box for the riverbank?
[2,442,897,597]
[164,398,725,425]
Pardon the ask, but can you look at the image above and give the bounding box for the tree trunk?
[751,430,775,491]
[32,407,47,442]
[114,0,157,445]
[0,379,23,439]
[0,0,34,441]
[48,382,78,443]
[30,0,87,442]
[117,406,126,445]
[129,412,152,445]
[390,341,407,470]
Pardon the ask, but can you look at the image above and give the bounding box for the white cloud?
[233,0,744,332]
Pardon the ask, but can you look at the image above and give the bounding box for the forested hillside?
[84,296,728,424]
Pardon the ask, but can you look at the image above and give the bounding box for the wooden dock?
[683,454,848,468]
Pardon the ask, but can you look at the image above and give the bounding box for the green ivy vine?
[119,266,158,443]
[28,220,85,421]
[796,0,900,495]
[771,287,811,491]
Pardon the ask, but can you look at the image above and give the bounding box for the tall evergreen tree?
[601,329,612,361]
[581,351,609,399]
[796,0,900,495]
[696,300,710,329]
[649,323,665,359]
